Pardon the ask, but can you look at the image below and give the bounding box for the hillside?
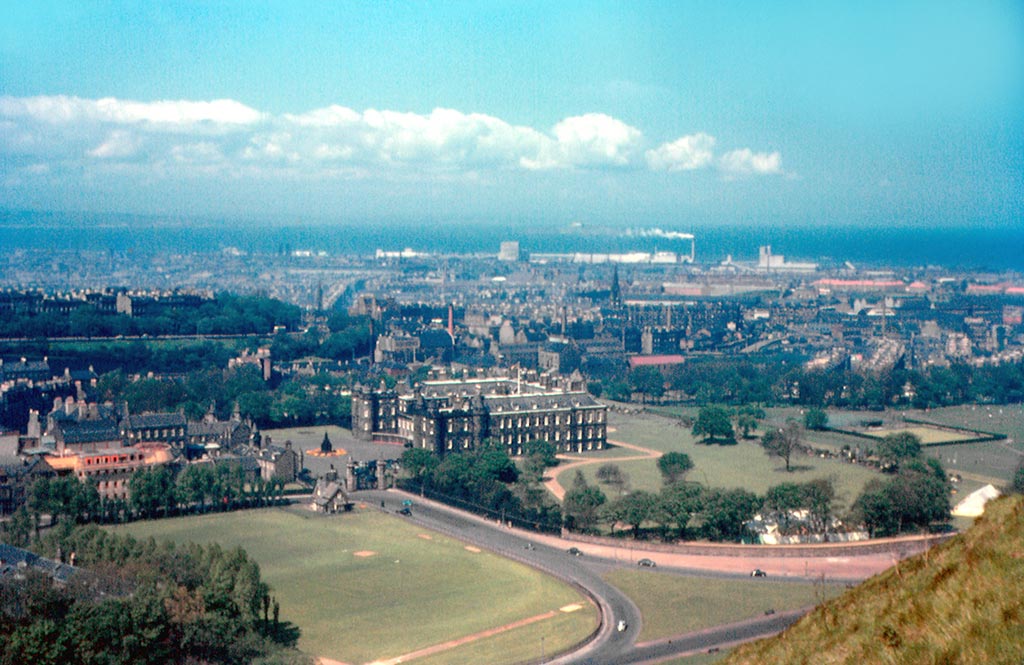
[725,494,1024,665]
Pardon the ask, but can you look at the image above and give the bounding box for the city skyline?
[2,2,1022,229]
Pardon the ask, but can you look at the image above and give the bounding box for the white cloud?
[0,95,262,128]
[646,133,716,171]
[89,130,141,158]
[0,95,783,183]
[718,148,782,176]
[551,113,643,167]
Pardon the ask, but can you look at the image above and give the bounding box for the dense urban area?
[2,239,1023,664]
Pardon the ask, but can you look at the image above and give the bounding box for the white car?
[616,620,628,632]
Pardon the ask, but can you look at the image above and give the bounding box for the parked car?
[637,558,656,568]
[398,507,411,516]
[567,547,583,556]
[616,620,628,632]
[751,568,767,577]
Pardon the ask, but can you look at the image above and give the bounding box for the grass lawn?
[856,426,977,445]
[412,607,592,665]
[112,506,596,664]
[568,410,882,512]
[604,570,845,642]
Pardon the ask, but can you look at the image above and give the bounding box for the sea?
[1,210,1021,272]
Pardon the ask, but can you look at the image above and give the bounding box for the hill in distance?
[725,494,1024,665]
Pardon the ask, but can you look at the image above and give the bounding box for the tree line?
[0,293,302,339]
[591,354,1024,409]
[562,428,952,542]
[90,363,353,429]
[1,526,309,665]
[1,465,288,548]
[400,440,563,533]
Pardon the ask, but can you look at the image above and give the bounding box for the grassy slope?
[723,494,1024,665]
[113,506,596,664]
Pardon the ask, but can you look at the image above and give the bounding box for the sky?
[1,1,1022,230]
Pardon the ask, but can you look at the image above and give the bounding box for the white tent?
[952,484,1001,518]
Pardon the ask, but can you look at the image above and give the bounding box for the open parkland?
[111,404,1023,664]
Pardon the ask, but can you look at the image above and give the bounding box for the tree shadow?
[270,621,302,648]
[783,464,815,473]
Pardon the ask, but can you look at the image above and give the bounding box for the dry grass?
[724,494,1024,664]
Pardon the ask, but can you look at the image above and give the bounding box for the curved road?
[361,489,810,664]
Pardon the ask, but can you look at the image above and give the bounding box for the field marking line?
[365,609,559,665]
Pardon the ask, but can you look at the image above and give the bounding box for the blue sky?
[1,1,1022,229]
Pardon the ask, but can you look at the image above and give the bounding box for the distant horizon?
[2,207,1021,273]
[1,206,1018,233]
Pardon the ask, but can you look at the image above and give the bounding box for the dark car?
[398,507,411,516]
[637,558,656,568]
[751,568,767,577]
[567,547,583,556]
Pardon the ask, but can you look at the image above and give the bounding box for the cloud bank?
[0,95,782,183]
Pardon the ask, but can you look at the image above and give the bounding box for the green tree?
[401,448,440,484]
[562,470,606,532]
[595,463,629,495]
[854,461,950,536]
[177,464,214,512]
[761,419,803,472]
[129,466,177,518]
[801,478,836,533]
[737,413,758,439]
[877,431,922,471]
[763,482,805,531]
[522,439,558,468]
[692,406,735,444]
[628,366,665,402]
[656,481,703,540]
[697,488,760,542]
[763,479,835,534]
[657,452,694,485]
[804,407,829,431]
[605,490,658,537]
[2,506,34,547]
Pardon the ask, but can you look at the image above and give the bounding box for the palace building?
[352,376,607,456]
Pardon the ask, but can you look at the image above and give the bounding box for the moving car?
[637,558,656,567]
[751,568,767,577]
[567,547,583,556]
[616,620,628,632]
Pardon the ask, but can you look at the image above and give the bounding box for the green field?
[856,426,977,445]
[604,570,844,642]
[571,410,882,512]
[113,507,597,664]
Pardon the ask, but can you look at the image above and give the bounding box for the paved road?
[360,489,814,664]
